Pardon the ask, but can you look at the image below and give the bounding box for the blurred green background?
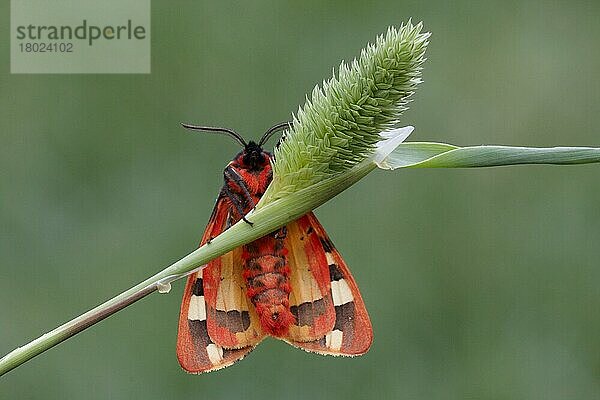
[1,1,599,399]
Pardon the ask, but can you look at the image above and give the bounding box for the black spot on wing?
[319,236,335,253]
[215,310,251,333]
[192,278,204,296]
[290,305,299,323]
[187,319,213,365]
[333,302,355,345]
[291,299,326,327]
[189,320,252,368]
[306,226,314,234]
[290,303,311,326]
[328,264,344,281]
[241,311,251,330]
[333,302,355,331]
[189,319,212,345]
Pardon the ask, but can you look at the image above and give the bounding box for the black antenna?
[258,121,291,146]
[181,123,247,147]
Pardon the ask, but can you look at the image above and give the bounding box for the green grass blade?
[380,142,600,169]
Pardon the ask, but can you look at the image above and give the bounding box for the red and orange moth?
[176,122,373,373]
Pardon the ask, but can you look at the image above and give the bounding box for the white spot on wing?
[206,343,224,365]
[331,279,354,306]
[325,329,343,351]
[188,295,206,321]
[325,252,335,265]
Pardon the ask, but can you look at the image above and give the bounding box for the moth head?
[180,121,291,169]
[240,141,268,171]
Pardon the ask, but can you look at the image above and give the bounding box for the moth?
[176,122,373,373]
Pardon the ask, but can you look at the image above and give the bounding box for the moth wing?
[177,273,257,373]
[203,245,264,349]
[177,195,263,373]
[284,214,337,342]
[284,213,373,356]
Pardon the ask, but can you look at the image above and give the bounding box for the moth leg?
[223,166,255,225]
[224,166,256,208]
[221,184,254,226]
